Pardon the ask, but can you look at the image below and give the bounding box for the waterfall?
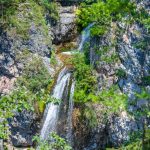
[78,23,94,51]
[40,23,94,146]
[40,68,71,140]
[66,81,75,145]
[61,23,94,55]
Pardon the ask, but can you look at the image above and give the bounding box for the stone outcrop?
[73,104,140,150]
[52,6,77,44]
[0,24,51,95]
[8,110,40,147]
[0,2,52,148]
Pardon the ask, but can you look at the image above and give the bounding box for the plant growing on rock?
[18,56,51,92]
[127,88,150,149]
[77,0,136,36]
[33,133,72,150]
[0,87,34,139]
[71,53,97,103]
[98,85,127,114]
[0,56,54,139]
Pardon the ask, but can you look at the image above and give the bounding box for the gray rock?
[0,15,52,95]
[108,112,138,146]
[52,6,77,44]
[9,110,40,147]
[0,139,4,150]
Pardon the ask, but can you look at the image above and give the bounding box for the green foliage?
[71,53,97,103]
[18,56,51,93]
[144,127,150,149]
[72,53,127,114]
[135,89,150,117]
[83,104,98,128]
[98,86,127,114]
[141,76,150,86]
[50,51,58,66]
[127,88,150,118]
[41,0,59,23]
[136,8,150,33]
[33,133,72,150]
[0,56,55,139]
[133,38,150,51]
[0,0,58,38]
[0,87,34,139]
[111,128,150,150]
[0,0,23,26]
[116,68,127,78]
[77,0,136,35]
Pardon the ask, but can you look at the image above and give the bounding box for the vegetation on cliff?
[77,0,149,36]
[0,0,149,149]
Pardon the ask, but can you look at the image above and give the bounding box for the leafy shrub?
[18,56,51,93]
[98,85,127,114]
[77,0,136,36]
[0,87,34,139]
[33,133,72,150]
[71,53,97,103]
[141,76,150,86]
[116,68,126,78]
[0,56,55,139]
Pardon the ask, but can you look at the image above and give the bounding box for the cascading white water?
[66,81,75,145]
[61,23,94,55]
[78,23,94,51]
[40,23,94,146]
[40,68,71,140]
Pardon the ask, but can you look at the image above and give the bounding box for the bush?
[116,68,126,78]
[98,85,127,114]
[0,87,34,139]
[76,0,136,36]
[18,56,51,93]
[0,56,54,139]
[71,53,97,103]
[33,133,72,150]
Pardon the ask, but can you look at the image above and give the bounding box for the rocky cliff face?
[0,13,51,96]
[0,0,149,149]
[73,1,150,150]
[0,2,52,147]
[8,110,40,147]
